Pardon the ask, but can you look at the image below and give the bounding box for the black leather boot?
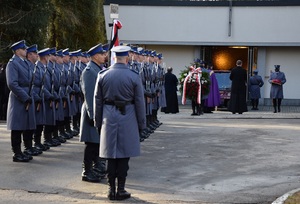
[251,99,255,110]
[278,99,282,112]
[12,146,30,162]
[116,178,131,200]
[53,126,66,143]
[93,157,106,179]
[196,104,203,115]
[254,99,259,110]
[58,125,72,139]
[107,177,116,200]
[82,162,101,183]
[191,100,197,115]
[23,138,40,156]
[34,125,49,151]
[43,132,58,147]
[273,99,277,113]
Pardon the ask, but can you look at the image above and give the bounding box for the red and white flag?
[110,19,122,65]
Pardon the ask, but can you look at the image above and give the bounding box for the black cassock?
[162,72,179,114]
[228,66,248,114]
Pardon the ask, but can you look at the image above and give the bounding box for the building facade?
[103,0,300,105]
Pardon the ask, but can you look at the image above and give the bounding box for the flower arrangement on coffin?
[179,62,211,104]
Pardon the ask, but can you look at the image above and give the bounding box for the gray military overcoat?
[268,71,286,99]
[79,61,102,143]
[6,55,36,130]
[31,61,46,125]
[249,74,264,99]
[94,62,146,159]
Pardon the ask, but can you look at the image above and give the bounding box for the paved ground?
[0,105,300,204]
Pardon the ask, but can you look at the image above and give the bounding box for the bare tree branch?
[0,10,33,25]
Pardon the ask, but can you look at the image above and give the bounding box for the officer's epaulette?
[9,58,14,62]
[85,66,91,70]
[130,69,139,74]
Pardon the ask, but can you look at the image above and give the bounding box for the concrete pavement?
[0,105,300,204]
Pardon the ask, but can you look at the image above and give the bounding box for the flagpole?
[108,3,119,67]
[108,21,114,67]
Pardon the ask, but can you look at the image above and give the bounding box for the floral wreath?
[179,60,211,104]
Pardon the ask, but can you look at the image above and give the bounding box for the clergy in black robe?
[228,60,248,114]
[162,67,179,114]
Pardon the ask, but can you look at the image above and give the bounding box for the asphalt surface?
[1,105,300,204]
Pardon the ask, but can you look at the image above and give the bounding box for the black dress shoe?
[32,146,43,155]
[51,138,61,146]
[146,127,154,134]
[44,140,58,147]
[21,152,33,160]
[71,129,79,136]
[13,153,30,162]
[34,143,49,151]
[82,171,101,183]
[24,148,39,156]
[142,130,150,138]
[60,132,72,139]
[108,190,116,200]
[65,131,74,139]
[191,113,197,116]
[56,136,66,143]
[92,169,106,179]
[116,190,131,200]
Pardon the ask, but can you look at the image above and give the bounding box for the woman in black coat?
[228,60,248,114]
[162,67,179,114]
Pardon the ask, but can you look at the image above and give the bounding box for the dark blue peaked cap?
[38,48,51,57]
[157,53,163,59]
[56,49,63,57]
[11,40,27,51]
[102,44,109,52]
[69,49,82,57]
[26,44,38,53]
[81,52,89,58]
[62,48,69,56]
[130,46,138,53]
[49,47,57,55]
[88,44,105,56]
[150,50,156,57]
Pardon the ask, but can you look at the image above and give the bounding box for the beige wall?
[104,4,300,101]
[263,47,300,99]
[104,5,300,46]
[144,45,194,77]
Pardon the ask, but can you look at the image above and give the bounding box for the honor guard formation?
[5,40,166,201]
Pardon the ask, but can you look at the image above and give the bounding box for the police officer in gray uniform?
[26,44,48,153]
[94,45,146,200]
[269,65,286,113]
[79,44,107,183]
[6,40,36,162]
